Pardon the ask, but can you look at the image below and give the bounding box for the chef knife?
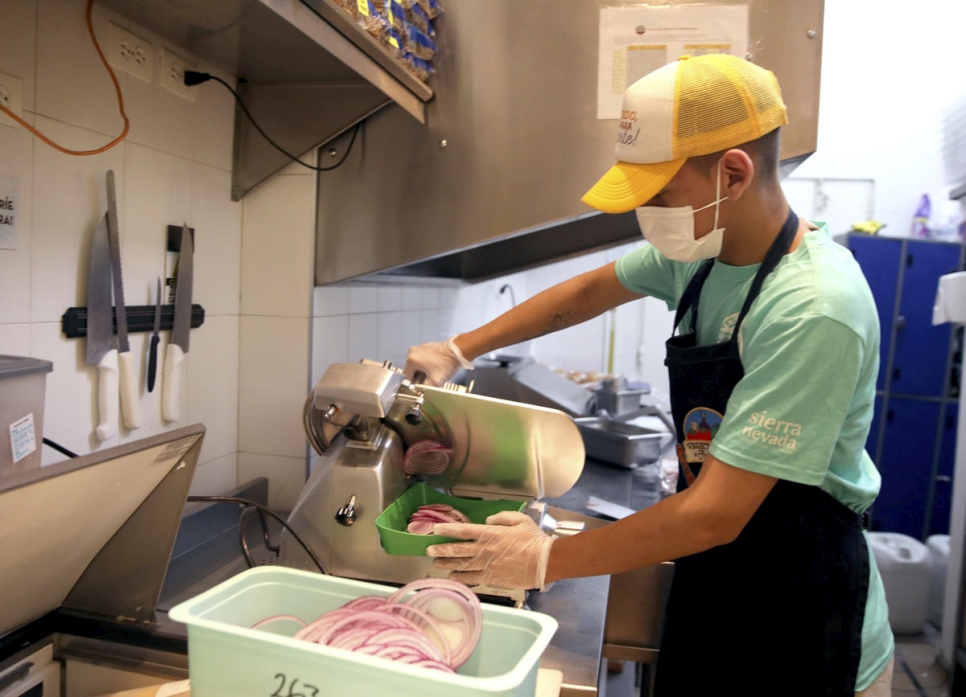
[162,224,193,422]
[105,170,141,430]
[147,276,162,393]
[86,213,118,441]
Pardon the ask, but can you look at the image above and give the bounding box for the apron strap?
[731,208,800,338]
[672,208,800,338]
[672,260,715,332]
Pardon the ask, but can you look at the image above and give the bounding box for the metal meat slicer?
[279,359,585,602]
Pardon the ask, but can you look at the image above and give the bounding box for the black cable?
[184,70,363,172]
[238,506,259,569]
[42,437,78,459]
[187,495,326,575]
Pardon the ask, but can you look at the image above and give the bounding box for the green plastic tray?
[375,482,527,556]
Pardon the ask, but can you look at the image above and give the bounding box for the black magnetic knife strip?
[60,304,205,339]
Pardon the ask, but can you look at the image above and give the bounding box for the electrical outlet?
[107,23,155,83]
[0,72,24,129]
[158,48,196,102]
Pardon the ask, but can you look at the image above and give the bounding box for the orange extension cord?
[0,0,129,155]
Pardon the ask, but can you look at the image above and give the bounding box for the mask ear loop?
[713,157,723,231]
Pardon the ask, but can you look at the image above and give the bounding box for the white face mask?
[635,160,727,263]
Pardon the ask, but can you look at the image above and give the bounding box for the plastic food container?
[375,482,527,556]
[168,567,557,697]
[0,355,53,476]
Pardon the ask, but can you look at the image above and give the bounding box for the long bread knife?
[106,170,141,430]
[162,223,193,422]
[86,213,118,441]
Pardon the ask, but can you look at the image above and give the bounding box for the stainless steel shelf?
[99,0,433,199]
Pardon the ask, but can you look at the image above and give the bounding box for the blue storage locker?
[891,240,959,397]
[872,397,941,538]
[848,236,901,391]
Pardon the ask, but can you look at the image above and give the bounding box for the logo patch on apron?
[681,407,723,464]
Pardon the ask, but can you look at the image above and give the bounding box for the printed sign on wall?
[0,175,18,250]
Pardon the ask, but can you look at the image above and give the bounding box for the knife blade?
[105,170,141,430]
[147,276,162,393]
[86,213,118,441]
[162,224,193,422]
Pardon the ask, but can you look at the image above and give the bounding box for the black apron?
[654,210,871,696]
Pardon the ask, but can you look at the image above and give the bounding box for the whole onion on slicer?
[403,440,452,476]
[406,503,469,535]
[250,579,483,673]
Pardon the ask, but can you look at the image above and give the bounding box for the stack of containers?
[335,0,442,82]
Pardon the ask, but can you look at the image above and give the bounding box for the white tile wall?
[240,170,316,318]
[237,315,311,459]
[237,452,307,513]
[0,114,34,324]
[1,0,242,494]
[0,325,31,357]
[186,314,239,465]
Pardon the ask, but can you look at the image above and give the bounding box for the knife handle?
[118,351,142,430]
[95,349,119,441]
[147,334,160,392]
[162,343,185,423]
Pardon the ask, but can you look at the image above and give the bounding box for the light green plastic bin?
[168,566,557,697]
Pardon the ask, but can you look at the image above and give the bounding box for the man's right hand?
[403,336,474,386]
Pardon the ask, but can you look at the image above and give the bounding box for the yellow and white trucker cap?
[582,54,788,214]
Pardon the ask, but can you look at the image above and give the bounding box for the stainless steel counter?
[151,459,670,697]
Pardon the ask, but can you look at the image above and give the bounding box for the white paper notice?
[10,413,36,464]
[0,175,17,250]
[597,5,750,119]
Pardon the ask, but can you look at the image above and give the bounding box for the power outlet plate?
[108,23,155,83]
[0,71,24,129]
[159,48,196,102]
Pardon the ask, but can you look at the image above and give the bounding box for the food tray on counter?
[376,482,526,556]
[574,416,666,468]
[168,566,557,697]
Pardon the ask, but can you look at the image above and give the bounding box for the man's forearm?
[455,262,642,360]
[545,456,778,583]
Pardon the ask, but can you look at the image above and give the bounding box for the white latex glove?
[403,335,474,386]
[427,511,555,591]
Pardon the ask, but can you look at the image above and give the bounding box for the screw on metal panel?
[327,148,339,157]
[745,52,754,61]
[806,30,817,39]
[439,139,448,148]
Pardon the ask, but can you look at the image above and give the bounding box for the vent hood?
[316,0,825,284]
[99,0,435,200]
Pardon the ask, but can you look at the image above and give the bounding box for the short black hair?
[686,127,782,183]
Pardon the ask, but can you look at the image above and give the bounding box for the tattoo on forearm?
[522,311,573,341]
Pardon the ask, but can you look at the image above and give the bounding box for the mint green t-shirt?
[615,223,894,690]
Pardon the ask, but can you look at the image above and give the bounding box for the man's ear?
[721,149,755,201]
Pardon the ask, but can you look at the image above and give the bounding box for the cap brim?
[581,159,687,214]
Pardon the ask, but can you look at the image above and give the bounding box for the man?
[405,54,894,695]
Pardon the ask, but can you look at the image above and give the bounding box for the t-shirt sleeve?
[708,313,867,485]
[615,244,688,309]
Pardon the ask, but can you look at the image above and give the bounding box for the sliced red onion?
[403,440,453,476]
[406,503,470,535]
[250,614,308,630]
[252,578,482,672]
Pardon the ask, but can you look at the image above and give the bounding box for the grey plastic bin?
[0,355,53,475]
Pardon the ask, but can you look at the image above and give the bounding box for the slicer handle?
[118,351,142,430]
[162,343,185,422]
[95,349,119,441]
